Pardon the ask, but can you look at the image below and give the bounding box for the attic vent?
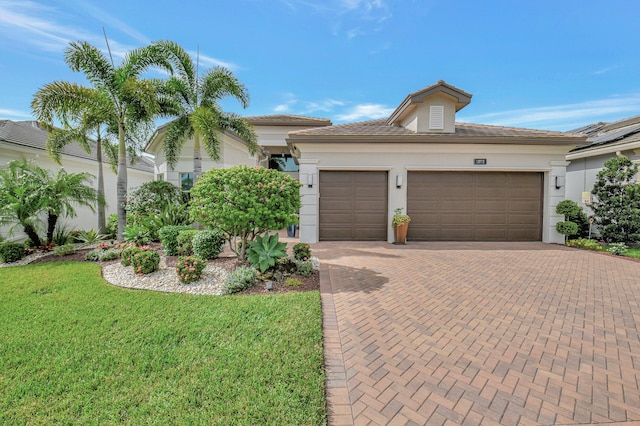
[430,106,444,130]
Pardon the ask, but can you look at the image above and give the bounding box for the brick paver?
[315,242,640,425]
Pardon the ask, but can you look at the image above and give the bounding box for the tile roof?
[245,114,332,127]
[570,114,640,152]
[0,120,154,172]
[288,119,585,143]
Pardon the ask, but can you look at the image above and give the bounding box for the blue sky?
[1,0,639,131]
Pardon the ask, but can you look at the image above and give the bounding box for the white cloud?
[188,51,239,72]
[304,99,346,113]
[0,108,32,119]
[458,94,640,131]
[274,104,290,112]
[335,103,394,121]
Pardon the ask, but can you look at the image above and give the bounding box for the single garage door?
[319,171,388,241]
[407,171,543,241]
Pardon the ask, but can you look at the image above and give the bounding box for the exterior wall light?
[555,176,565,189]
[396,174,403,188]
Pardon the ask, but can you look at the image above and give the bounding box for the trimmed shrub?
[131,250,160,275]
[556,221,579,241]
[99,249,121,261]
[0,242,26,263]
[176,256,207,284]
[193,229,225,260]
[54,244,76,257]
[85,249,102,261]
[223,266,258,295]
[295,260,314,277]
[176,229,200,256]
[292,242,311,261]
[121,247,142,266]
[158,225,194,256]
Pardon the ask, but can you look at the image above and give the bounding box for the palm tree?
[0,160,102,246]
[0,160,46,246]
[154,41,258,179]
[32,85,117,233]
[40,167,103,244]
[32,40,175,240]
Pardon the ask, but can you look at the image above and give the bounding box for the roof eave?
[288,134,588,146]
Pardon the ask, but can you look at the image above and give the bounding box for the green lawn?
[625,247,640,259]
[0,262,326,425]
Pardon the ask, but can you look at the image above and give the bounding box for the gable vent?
[430,105,444,130]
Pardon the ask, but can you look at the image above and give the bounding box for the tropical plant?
[158,225,194,256]
[0,242,26,263]
[190,166,300,258]
[292,242,311,261]
[153,41,258,180]
[222,266,257,295]
[192,229,225,260]
[247,233,288,273]
[54,244,76,257]
[75,229,107,245]
[31,85,119,234]
[31,40,180,241]
[176,256,207,284]
[591,156,640,243]
[0,160,101,246]
[123,224,152,246]
[51,224,74,246]
[607,242,628,256]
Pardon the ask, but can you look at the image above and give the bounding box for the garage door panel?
[408,172,542,241]
[319,171,387,241]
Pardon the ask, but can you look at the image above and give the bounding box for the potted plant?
[392,208,411,245]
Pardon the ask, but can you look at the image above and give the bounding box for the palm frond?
[163,115,192,170]
[219,112,259,155]
[191,106,223,161]
[46,128,93,164]
[152,40,197,93]
[64,41,116,94]
[201,66,250,108]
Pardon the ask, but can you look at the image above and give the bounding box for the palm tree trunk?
[96,134,106,234]
[116,123,128,241]
[46,212,58,244]
[23,224,42,247]
[193,133,202,182]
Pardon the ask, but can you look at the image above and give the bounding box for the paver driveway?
[315,242,640,425]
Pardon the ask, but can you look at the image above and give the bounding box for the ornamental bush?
[292,242,311,261]
[159,225,194,256]
[190,165,300,258]
[131,250,160,275]
[176,229,200,256]
[125,181,184,219]
[222,266,258,294]
[566,238,605,251]
[295,259,314,277]
[192,229,225,260]
[591,156,640,243]
[0,242,26,263]
[121,247,142,266]
[54,244,76,257]
[176,256,207,284]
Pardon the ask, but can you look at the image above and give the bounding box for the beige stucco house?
[0,120,154,238]
[145,115,332,191]
[287,81,589,244]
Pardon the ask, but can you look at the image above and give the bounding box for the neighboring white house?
[0,120,154,239]
[287,81,589,244]
[566,115,640,210]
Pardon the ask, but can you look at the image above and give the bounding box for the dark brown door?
[407,172,543,241]
[319,171,388,241]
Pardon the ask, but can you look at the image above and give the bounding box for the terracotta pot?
[394,222,409,245]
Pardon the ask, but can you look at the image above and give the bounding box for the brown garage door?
[407,172,543,241]
[319,171,388,241]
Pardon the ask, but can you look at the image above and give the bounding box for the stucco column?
[545,160,571,244]
[298,159,319,243]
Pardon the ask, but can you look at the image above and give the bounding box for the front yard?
[0,262,326,424]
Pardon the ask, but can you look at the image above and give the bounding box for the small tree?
[591,156,640,243]
[190,165,300,259]
[555,199,585,242]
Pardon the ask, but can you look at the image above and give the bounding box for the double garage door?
[319,171,543,241]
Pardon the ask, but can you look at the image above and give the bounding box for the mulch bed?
[27,243,319,295]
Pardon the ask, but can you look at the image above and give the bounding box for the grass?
[624,247,640,259]
[0,262,326,425]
